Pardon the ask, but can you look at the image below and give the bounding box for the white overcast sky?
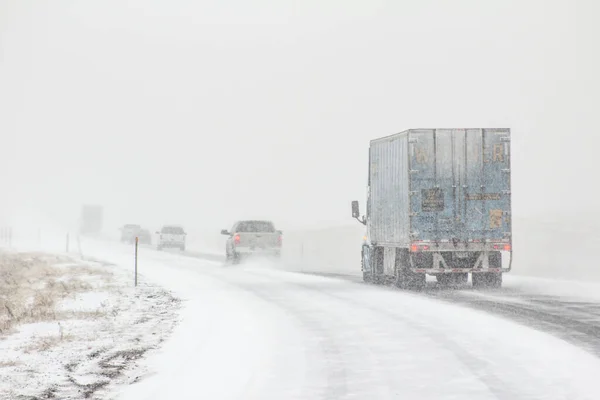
[1,0,599,233]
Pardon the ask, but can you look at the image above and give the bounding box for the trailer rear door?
[464,129,511,241]
[409,129,511,242]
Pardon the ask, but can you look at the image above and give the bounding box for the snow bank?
[0,251,181,400]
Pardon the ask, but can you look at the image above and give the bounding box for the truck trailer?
[351,128,512,289]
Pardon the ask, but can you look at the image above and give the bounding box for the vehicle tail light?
[234,234,241,245]
[411,244,430,252]
[504,244,511,251]
[493,243,512,251]
[277,235,282,246]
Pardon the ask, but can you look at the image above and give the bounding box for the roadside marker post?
[66,233,70,253]
[134,236,139,287]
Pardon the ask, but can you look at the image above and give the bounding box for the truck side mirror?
[221,229,230,236]
[351,201,360,218]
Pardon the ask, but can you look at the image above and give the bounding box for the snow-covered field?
[0,251,181,400]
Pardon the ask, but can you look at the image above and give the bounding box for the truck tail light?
[234,234,240,245]
[493,243,511,251]
[411,244,430,252]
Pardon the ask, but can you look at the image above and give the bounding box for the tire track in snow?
[230,270,403,400]
[426,290,600,358]
[132,249,600,399]
[182,255,522,398]
[252,292,350,400]
[249,270,527,400]
[215,273,350,400]
[303,270,600,360]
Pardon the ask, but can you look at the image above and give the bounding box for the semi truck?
[351,128,512,289]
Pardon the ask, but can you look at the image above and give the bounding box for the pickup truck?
[156,225,187,251]
[221,220,282,264]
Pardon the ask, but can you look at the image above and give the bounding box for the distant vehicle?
[79,205,103,235]
[138,229,152,245]
[221,220,282,264]
[352,128,512,289]
[156,225,187,251]
[120,224,141,243]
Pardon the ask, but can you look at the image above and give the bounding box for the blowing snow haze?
[0,0,599,233]
[4,3,600,399]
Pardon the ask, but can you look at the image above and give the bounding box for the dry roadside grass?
[0,251,182,399]
[0,252,112,339]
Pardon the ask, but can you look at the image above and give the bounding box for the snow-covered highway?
[76,238,600,400]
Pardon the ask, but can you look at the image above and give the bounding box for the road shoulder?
[0,251,181,400]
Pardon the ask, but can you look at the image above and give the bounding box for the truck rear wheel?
[395,249,425,290]
[436,274,450,286]
[472,251,503,289]
[371,246,385,284]
[472,272,502,289]
[489,273,502,288]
